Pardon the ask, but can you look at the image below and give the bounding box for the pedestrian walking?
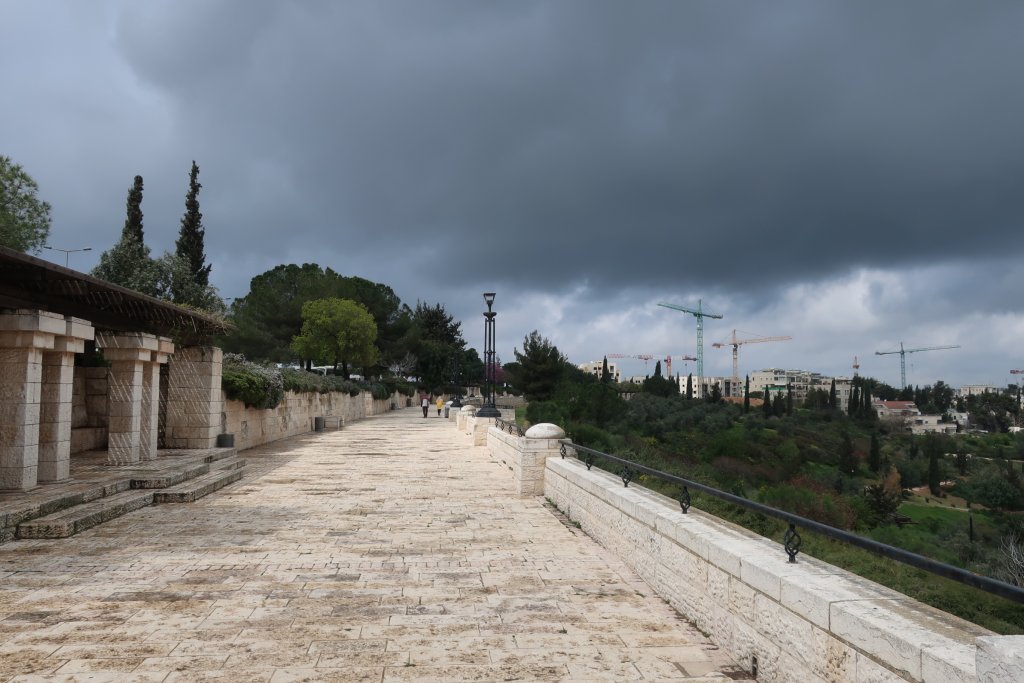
[421,396,429,418]
[436,396,444,416]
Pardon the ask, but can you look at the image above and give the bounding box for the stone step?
[16,490,155,539]
[132,462,210,489]
[153,466,245,504]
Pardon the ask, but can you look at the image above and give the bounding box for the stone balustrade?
[467,416,1024,683]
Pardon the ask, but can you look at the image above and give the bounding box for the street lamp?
[477,292,500,417]
[44,245,92,268]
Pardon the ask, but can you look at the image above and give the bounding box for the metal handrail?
[494,417,525,437]
[560,441,1024,604]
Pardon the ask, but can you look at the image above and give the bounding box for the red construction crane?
[853,356,860,377]
[664,355,697,377]
[712,330,792,396]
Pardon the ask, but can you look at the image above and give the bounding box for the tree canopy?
[291,298,379,375]
[506,330,567,401]
[0,155,51,253]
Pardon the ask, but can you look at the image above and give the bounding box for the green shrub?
[525,400,567,427]
[222,354,284,409]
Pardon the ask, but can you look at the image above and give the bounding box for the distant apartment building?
[872,399,955,434]
[578,360,620,383]
[957,384,998,398]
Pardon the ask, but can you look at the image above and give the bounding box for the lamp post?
[450,353,463,408]
[477,292,500,417]
[44,245,92,268]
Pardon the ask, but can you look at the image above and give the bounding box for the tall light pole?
[44,245,92,268]
[477,292,500,417]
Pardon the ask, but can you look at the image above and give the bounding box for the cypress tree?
[686,373,693,400]
[763,389,772,418]
[868,433,881,472]
[91,175,157,295]
[743,375,750,413]
[849,385,860,417]
[601,356,610,383]
[786,384,793,415]
[839,431,857,475]
[174,160,212,302]
[828,378,837,409]
[125,175,144,243]
[653,360,662,378]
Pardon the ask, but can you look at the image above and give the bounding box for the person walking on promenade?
[436,396,444,416]
[421,395,429,418]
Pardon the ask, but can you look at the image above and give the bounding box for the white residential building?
[957,385,998,398]
[578,360,620,383]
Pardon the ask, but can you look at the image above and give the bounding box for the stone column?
[0,310,66,491]
[139,338,174,460]
[37,317,94,483]
[165,346,222,449]
[97,332,160,465]
[516,423,566,497]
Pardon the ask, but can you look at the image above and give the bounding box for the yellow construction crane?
[874,342,960,389]
[712,330,792,396]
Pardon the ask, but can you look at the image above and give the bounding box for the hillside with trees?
[504,332,1024,632]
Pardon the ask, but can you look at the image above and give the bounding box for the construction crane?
[664,354,697,378]
[658,300,723,398]
[607,353,655,371]
[852,356,860,377]
[1012,370,1024,375]
[711,330,791,397]
[874,342,960,389]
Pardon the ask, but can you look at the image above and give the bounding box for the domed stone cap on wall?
[525,423,566,439]
[460,405,477,413]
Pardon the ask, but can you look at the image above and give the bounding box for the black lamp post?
[450,353,463,408]
[477,292,500,417]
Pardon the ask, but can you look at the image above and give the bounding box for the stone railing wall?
[468,421,1024,683]
[222,389,404,452]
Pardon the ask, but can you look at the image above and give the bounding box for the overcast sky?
[3,1,1023,388]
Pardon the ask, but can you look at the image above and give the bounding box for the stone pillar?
[37,317,93,482]
[139,338,174,460]
[517,424,566,496]
[0,310,66,490]
[165,346,222,449]
[97,332,159,465]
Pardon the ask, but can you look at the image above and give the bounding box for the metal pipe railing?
[561,441,1024,604]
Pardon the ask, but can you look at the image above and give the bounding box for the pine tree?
[653,360,662,378]
[173,160,212,303]
[743,375,750,413]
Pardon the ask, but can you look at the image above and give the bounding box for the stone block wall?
[487,426,563,496]
[542,456,1023,683]
[222,390,404,452]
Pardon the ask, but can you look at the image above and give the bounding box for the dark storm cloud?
[104,0,1024,301]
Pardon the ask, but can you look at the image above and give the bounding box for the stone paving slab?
[0,409,747,681]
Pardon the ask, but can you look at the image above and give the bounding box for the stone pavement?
[0,409,746,682]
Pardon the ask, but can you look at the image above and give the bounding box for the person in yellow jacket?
[435,396,444,416]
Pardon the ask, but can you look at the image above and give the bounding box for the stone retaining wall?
[222,390,404,451]
[542,454,1022,683]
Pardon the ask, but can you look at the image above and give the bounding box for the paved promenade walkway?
[0,409,743,682]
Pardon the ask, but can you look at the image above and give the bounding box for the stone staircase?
[5,449,246,542]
